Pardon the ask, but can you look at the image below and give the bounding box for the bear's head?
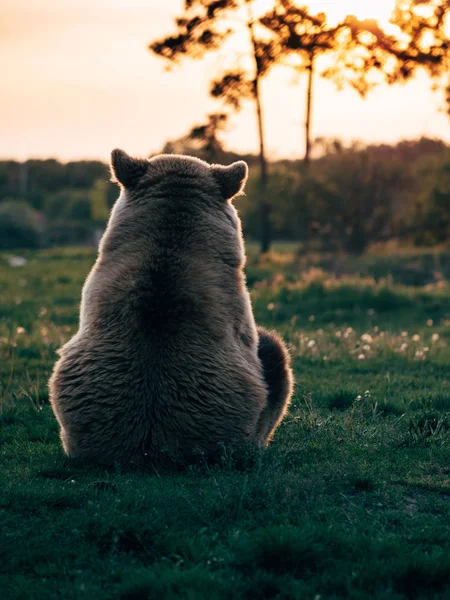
[110,149,247,204]
[103,150,249,269]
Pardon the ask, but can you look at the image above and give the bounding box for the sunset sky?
[1,0,449,162]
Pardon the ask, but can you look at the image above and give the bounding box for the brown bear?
[49,150,293,467]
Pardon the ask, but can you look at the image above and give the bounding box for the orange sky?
[1,0,449,162]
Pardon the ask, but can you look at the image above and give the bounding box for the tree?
[161,112,229,163]
[408,146,450,245]
[327,2,449,109]
[0,200,44,250]
[414,174,450,245]
[392,1,450,107]
[308,146,410,254]
[90,179,110,223]
[45,189,92,221]
[261,0,448,166]
[260,0,341,165]
[186,112,228,163]
[149,0,276,253]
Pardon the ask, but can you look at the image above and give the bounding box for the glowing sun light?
[313,0,396,27]
[252,1,398,31]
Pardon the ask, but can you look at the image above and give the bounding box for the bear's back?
[51,310,266,465]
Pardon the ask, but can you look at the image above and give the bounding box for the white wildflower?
[361,333,373,343]
[7,256,27,267]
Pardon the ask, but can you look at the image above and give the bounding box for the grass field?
[1,247,450,599]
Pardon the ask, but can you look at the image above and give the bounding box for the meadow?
[1,246,449,599]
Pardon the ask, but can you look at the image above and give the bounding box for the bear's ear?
[110,149,148,188]
[211,161,248,200]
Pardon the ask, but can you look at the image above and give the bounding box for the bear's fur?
[49,150,293,467]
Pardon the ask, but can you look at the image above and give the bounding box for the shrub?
[45,189,92,221]
[0,199,44,249]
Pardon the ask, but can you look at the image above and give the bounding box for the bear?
[48,150,293,468]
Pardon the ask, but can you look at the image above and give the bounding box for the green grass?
[1,247,450,600]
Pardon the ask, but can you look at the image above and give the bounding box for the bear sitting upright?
[49,150,293,467]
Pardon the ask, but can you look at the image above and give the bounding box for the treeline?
[0,137,449,253]
[240,137,450,253]
[0,160,116,249]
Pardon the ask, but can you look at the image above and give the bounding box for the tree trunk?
[247,2,270,253]
[304,53,314,166]
[254,75,271,253]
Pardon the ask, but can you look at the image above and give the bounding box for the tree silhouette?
[319,18,390,98]
[162,112,229,163]
[328,1,449,112]
[260,0,342,165]
[259,1,430,165]
[149,0,276,253]
[391,0,449,110]
[188,112,228,162]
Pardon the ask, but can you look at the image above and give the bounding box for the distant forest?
[0,136,449,254]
